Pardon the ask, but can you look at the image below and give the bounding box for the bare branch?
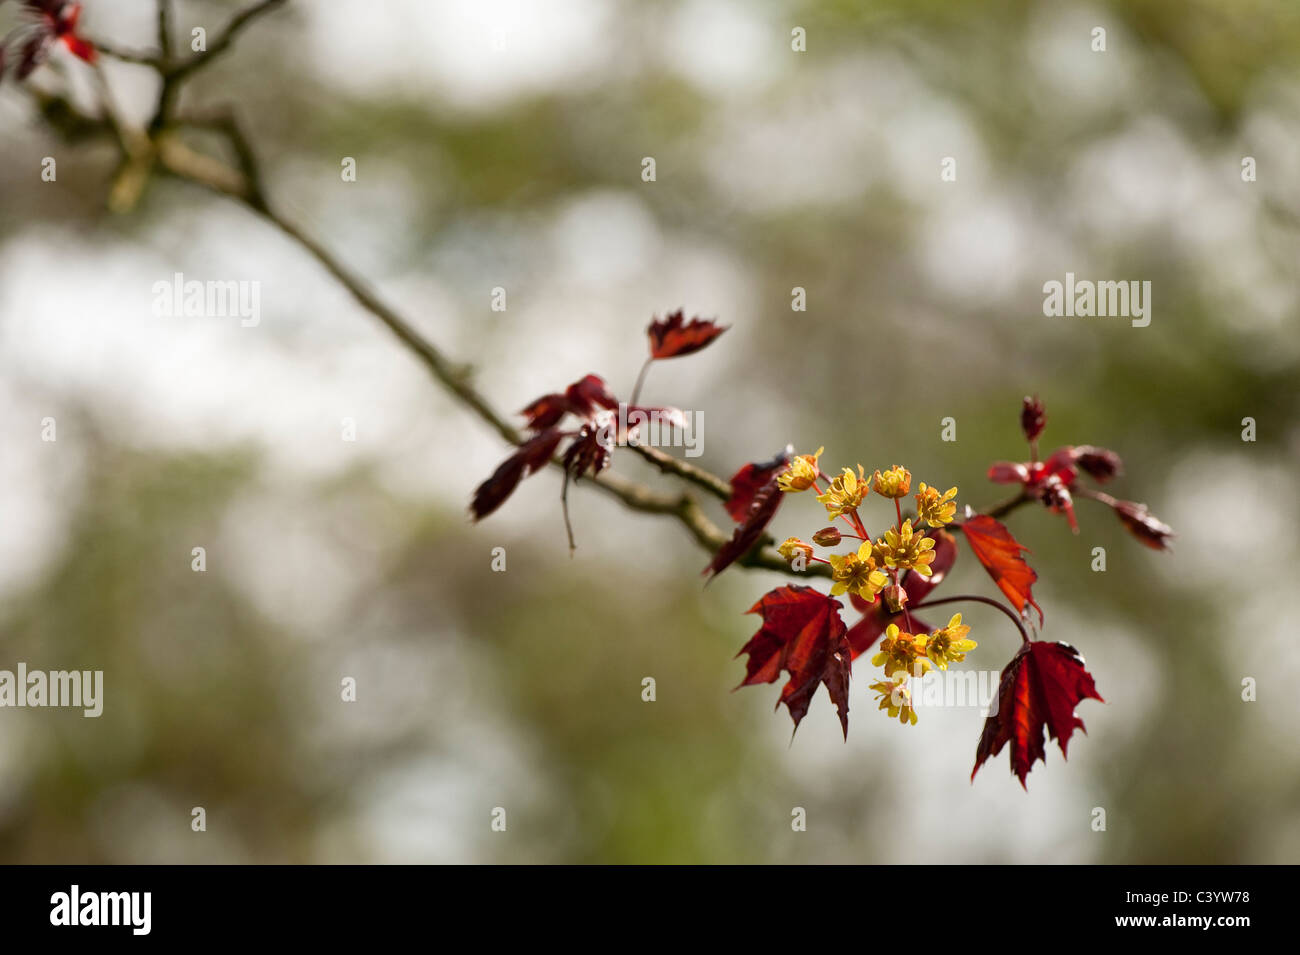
[157,0,175,60]
[165,0,287,81]
[88,41,164,67]
[627,442,732,502]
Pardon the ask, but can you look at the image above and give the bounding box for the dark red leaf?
[562,423,611,481]
[988,461,1030,484]
[565,373,620,414]
[520,374,619,431]
[647,309,728,360]
[520,393,572,431]
[737,585,851,737]
[972,641,1104,787]
[470,429,563,520]
[723,449,791,523]
[1112,500,1175,551]
[961,515,1043,624]
[1072,445,1123,483]
[703,479,782,580]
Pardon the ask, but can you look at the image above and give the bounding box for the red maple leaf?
[703,478,782,580]
[723,449,791,522]
[647,309,728,360]
[736,585,851,737]
[972,640,1104,787]
[469,429,564,520]
[961,514,1043,624]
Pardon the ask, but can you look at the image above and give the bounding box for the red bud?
[1020,395,1047,444]
[811,526,841,547]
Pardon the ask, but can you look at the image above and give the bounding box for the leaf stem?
[629,356,653,408]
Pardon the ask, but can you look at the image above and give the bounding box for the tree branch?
[36,16,820,581]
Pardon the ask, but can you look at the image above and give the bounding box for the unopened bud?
[1113,500,1175,551]
[1020,395,1047,443]
[883,584,908,614]
[872,465,911,499]
[811,526,841,547]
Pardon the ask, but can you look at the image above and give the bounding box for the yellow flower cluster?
[827,544,889,599]
[772,452,973,720]
[868,616,976,725]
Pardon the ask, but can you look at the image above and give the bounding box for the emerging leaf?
[1072,445,1123,483]
[972,641,1104,787]
[470,429,564,520]
[1112,499,1175,551]
[647,309,728,360]
[520,374,619,431]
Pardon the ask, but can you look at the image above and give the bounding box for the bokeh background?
[1,0,1298,863]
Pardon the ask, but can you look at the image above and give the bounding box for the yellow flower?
[922,614,976,670]
[870,675,918,725]
[871,623,931,678]
[777,537,813,563]
[816,465,869,518]
[872,465,912,499]
[915,483,958,528]
[778,447,823,493]
[875,519,937,576]
[827,543,888,600]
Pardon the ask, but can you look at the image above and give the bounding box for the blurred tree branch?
[57,0,811,577]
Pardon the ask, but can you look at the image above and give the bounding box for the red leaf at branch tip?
[1112,499,1176,551]
[961,514,1043,625]
[647,309,729,360]
[1020,395,1047,443]
[737,585,851,737]
[972,641,1104,788]
[724,449,792,523]
[703,477,783,580]
[470,429,564,521]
